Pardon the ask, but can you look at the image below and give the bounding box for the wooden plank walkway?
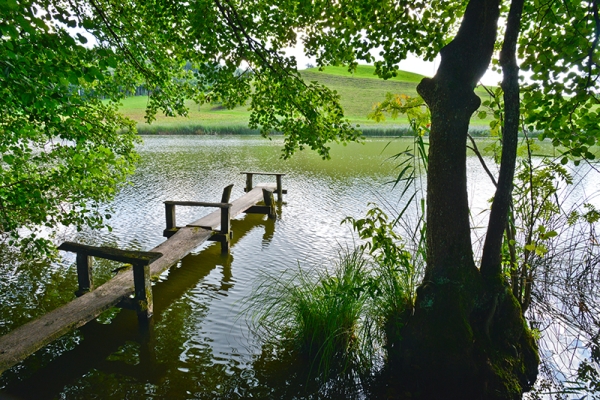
[0,181,280,374]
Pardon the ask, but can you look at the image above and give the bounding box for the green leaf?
[76,33,88,44]
[541,230,558,240]
[524,243,536,252]
[3,154,15,165]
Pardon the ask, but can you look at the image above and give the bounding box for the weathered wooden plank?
[0,183,278,375]
[186,185,272,228]
[0,270,136,374]
[256,182,287,194]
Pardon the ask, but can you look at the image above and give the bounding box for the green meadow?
[119,65,494,136]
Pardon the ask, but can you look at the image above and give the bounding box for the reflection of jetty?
[0,172,285,375]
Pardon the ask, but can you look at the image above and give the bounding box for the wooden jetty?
[0,172,285,375]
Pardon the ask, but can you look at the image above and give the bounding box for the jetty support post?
[276,174,283,201]
[218,184,233,254]
[132,261,153,319]
[165,203,176,231]
[75,252,93,296]
[244,173,253,193]
[262,189,276,219]
[198,202,232,254]
[218,205,232,253]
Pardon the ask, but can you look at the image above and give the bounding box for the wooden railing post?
[165,203,176,230]
[164,184,235,238]
[75,252,93,297]
[165,187,234,253]
[58,242,162,321]
[132,261,153,319]
[245,173,253,192]
[220,206,231,254]
[275,174,283,201]
[219,184,234,254]
[221,184,234,203]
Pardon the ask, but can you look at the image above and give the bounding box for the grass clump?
[248,248,375,381]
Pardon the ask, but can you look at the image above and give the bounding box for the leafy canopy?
[1,0,598,257]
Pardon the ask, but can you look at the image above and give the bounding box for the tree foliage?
[2,0,599,396]
[1,0,140,256]
[0,0,361,256]
[519,0,600,161]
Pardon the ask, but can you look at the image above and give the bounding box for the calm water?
[0,136,597,399]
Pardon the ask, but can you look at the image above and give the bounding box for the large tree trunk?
[387,0,539,398]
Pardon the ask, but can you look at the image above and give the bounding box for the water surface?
[0,136,597,399]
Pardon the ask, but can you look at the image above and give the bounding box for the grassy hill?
[120,65,492,135]
[301,66,423,125]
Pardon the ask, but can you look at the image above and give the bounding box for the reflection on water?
[0,136,598,399]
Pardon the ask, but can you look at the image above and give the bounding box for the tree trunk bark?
[387,0,539,398]
[420,0,498,284]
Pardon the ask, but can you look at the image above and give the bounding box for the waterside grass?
[136,123,494,137]
[247,248,376,382]
[246,235,423,395]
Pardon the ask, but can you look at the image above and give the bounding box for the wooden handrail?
[241,172,285,200]
[58,242,162,265]
[163,201,231,208]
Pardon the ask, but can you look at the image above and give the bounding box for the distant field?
[119,64,493,135]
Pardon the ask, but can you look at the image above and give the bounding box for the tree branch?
[467,133,498,187]
[87,0,155,81]
[480,0,524,280]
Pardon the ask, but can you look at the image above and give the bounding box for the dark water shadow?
[239,340,372,400]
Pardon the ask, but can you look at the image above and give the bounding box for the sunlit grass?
[117,65,494,132]
[303,64,427,83]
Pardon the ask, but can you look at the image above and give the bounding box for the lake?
[0,136,598,399]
